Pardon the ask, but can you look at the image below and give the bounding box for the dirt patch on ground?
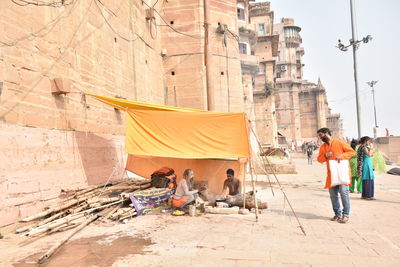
[13,234,153,267]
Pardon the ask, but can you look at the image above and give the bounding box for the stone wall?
[162,0,243,112]
[374,136,400,165]
[0,0,165,226]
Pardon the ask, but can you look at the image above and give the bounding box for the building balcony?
[285,37,302,44]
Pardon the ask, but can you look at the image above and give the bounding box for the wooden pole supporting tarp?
[249,158,259,222]
[249,126,306,236]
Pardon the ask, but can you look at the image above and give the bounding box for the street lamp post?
[336,0,372,139]
[367,80,378,138]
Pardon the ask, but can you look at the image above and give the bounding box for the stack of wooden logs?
[16,179,151,237]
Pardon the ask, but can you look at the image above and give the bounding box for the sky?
[258,0,400,138]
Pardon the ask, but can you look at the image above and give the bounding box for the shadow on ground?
[268,209,330,220]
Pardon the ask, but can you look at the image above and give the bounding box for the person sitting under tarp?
[221,169,242,197]
[172,169,199,208]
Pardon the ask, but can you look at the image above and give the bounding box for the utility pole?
[337,0,372,138]
[349,0,361,138]
[367,80,378,138]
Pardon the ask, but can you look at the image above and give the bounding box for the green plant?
[264,82,274,96]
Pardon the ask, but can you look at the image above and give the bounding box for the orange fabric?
[87,94,205,112]
[172,196,189,208]
[317,138,355,188]
[125,109,250,159]
[126,155,245,195]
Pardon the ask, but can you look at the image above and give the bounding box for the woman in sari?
[357,136,375,200]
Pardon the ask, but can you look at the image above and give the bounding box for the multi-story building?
[299,79,328,139]
[327,112,344,138]
[274,18,304,146]
[162,0,243,112]
[299,78,344,141]
[237,1,278,147]
[237,0,258,125]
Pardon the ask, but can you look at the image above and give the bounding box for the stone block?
[19,68,41,89]
[5,192,42,207]
[6,179,40,194]
[4,63,20,85]
[0,206,20,227]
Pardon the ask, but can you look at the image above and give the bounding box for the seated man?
[172,169,198,208]
[222,169,241,197]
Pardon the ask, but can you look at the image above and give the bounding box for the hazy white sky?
[261,0,399,138]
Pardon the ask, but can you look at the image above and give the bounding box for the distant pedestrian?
[317,128,355,224]
[306,144,313,165]
[357,136,375,200]
[302,142,307,154]
[284,148,290,159]
[349,139,362,193]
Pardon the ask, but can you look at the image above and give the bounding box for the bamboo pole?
[28,199,125,236]
[49,223,79,234]
[249,157,259,222]
[242,163,246,209]
[87,197,121,205]
[110,208,133,220]
[28,213,86,236]
[20,198,83,222]
[249,127,306,236]
[101,203,123,222]
[37,214,99,264]
[118,211,137,221]
[16,210,68,234]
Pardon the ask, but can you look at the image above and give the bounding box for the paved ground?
[2,155,400,266]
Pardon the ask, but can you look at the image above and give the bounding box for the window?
[237,8,245,21]
[239,43,248,55]
[258,24,265,35]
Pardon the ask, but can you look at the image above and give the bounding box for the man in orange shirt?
[317,128,355,223]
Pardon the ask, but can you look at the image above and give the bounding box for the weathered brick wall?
[210,0,243,112]
[162,0,243,112]
[299,91,319,138]
[161,0,207,109]
[0,122,126,226]
[0,0,165,226]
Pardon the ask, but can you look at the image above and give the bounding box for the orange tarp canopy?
[87,94,251,193]
[125,109,250,159]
